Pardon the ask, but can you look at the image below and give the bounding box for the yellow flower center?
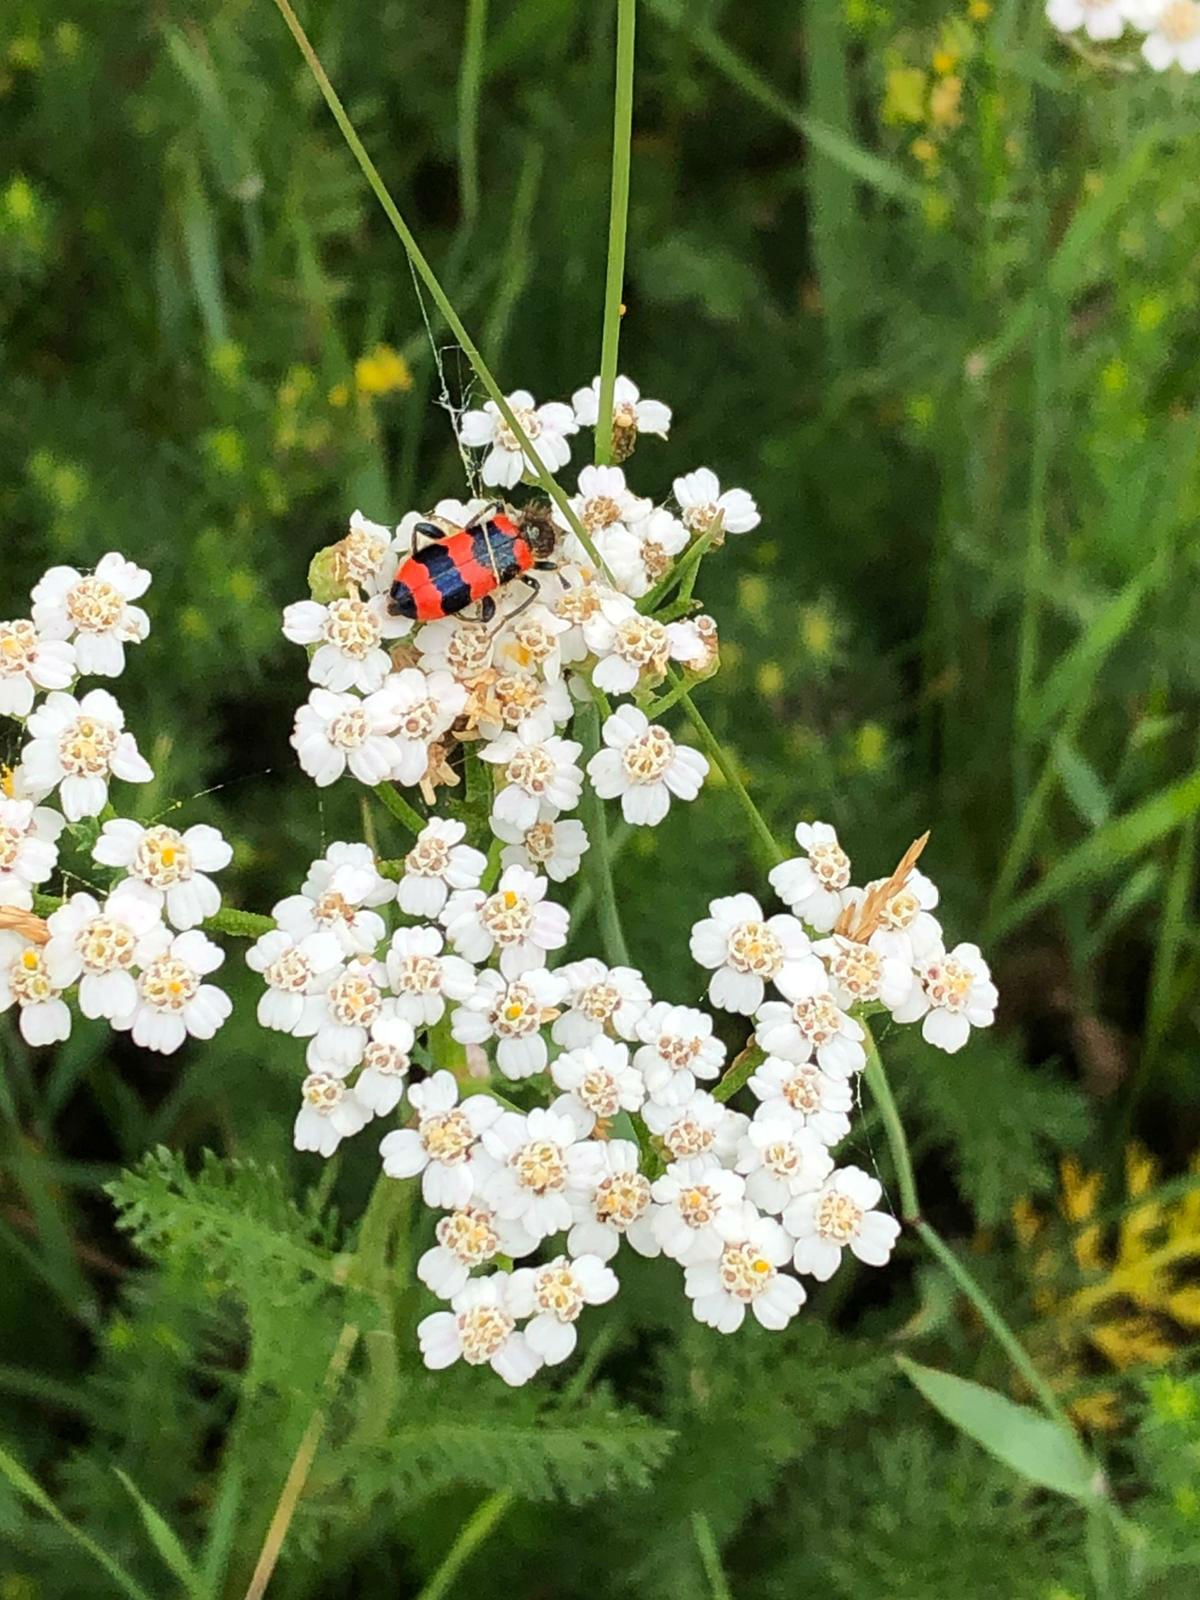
[457,1303,514,1363]
[422,1108,475,1164]
[620,726,675,785]
[134,825,192,887]
[512,1137,566,1194]
[65,577,124,632]
[816,1189,863,1243]
[436,1206,499,1265]
[58,716,118,777]
[726,921,784,979]
[719,1242,775,1300]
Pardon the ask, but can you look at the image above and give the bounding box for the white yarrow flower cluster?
[0,556,234,1058]
[1045,0,1200,72]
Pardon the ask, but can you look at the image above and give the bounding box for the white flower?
[369,668,467,786]
[281,593,409,694]
[273,842,392,957]
[244,927,344,1033]
[735,1116,834,1214]
[620,506,689,600]
[113,928,231,1054]
[689,894,827,1016]
[754,990,866,1078]
[492,604,573,684]
[0,798,63,909]
[767,821,852,933]
[303,956,390,1075]
[481,727,584,833]
[19,689,153,820]
[475,671,572,745]
[294,1073,370,1156]
[554,463,641,542]
[586,705,708,827]
[333,509,402,597]
[508,1253,619,1365]
[890,940,998,1054]
[673,467,760,537]
[0,932,71,1046]
[92,819,232,930]
[458,388,578,489]
[1141,0,1200,66]
[746,1056,855,1148]
[571,375,672,448]
[291,687,397,788]
[442,863,569,979]
[841,868,942,964]
[43,883,163,1021]
[417,1274,543,1385]
[550,575,637,664]
[813,929,914,1015]
[414,615,496,687]
[1045,0,1124,36]
[493,815,590,883]
[417,1203,536,1300]
[633,1001,725,1104]
[353,1015,417,1115]
[591,613,684,697]
[379,1071,503,1207]
[642,1089,747,1166]
[665,614,718,675]
[684,1202,805,1333]
[474,1106,606,1242]
[550,958,651,1049]
[451,966,566,1080]
[31,552,151,677]
[385,925,477,1027]
[550,1037,646,1134]
[565,1138,659,1261]
[0,619,75,717]
[397,817,487,918]
[785,1166,901,1281]
[650,1157,747,1265]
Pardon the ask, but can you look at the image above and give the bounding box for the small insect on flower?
[388,502,560,627]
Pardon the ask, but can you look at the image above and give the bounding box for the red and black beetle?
[387,502,557,625]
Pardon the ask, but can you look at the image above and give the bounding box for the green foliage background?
[2,0,1200,1595]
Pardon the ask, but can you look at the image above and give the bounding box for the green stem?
[415,1490,516,1600]
[372,782,428,836]
[672,678,783,867]
[863,1031,1075,1431]
[594,0,636,467]
[29,891,273,941]
[861,1030,919,1222]
[456,0,488,226]
[270,0,611,579]
[1013,293,1055,805]
[691,1511,734,1600]
[713,1043,762,1104]
[915,1221,1073,1431]
[578,702,631,966]
[637,518,720,615]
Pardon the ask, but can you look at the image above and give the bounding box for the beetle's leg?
[497,575,541,628]
[533,559,558,572]
[476,594,497,626]
[464,500,503,530]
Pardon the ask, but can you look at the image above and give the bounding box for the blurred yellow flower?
[969,0,992,17]
[854,721,888,772]
[354,343,413,398]
[883,64,928,125]
[929,74,963,129]
[328,382,351,408]
[756,661,783,696]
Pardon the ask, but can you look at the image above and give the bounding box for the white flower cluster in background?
[0,558,234,1053]
[247,789,996,1382]
[1046,0,1200,72]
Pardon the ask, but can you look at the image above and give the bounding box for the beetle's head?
[515,501,558,561]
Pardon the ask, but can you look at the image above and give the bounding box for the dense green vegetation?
[2,0,1200,1594]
